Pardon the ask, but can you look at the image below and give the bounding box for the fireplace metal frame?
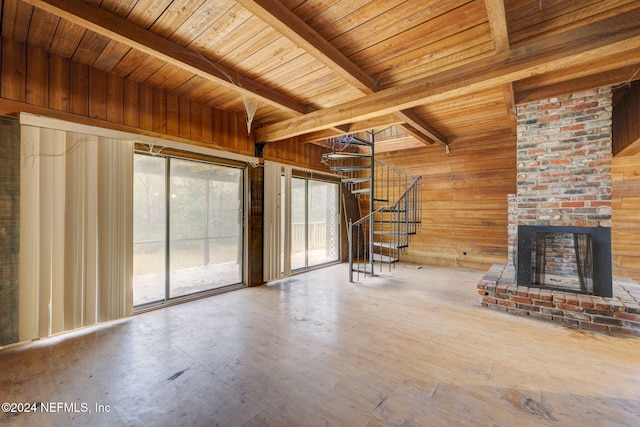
[516,225,612,297]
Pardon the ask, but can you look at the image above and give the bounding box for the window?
[133,153,244,307]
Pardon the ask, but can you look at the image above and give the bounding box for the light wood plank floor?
[1,263,640,426]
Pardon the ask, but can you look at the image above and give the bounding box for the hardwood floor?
[1,263,640,426]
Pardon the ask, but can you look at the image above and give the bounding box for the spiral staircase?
[321,131,422,282]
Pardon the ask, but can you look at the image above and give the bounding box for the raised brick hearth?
[478,264,640,337]
[477,87,637,336]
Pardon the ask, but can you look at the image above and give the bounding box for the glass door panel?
[133,154,166,306]
[291,177,306,270]
[169,159,243,298]
[134,154,244,307]
[307,180,339,267]
[206,168,243,286]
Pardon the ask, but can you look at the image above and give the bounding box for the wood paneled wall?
[613,82,640,155]
[0,37,251,153]
[612,155,640,282]
[378,133,517,271]
[0,37,330,170]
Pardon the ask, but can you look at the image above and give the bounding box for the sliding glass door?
[286,176,340,272]
[133,153,244,307]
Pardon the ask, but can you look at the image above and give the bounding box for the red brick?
[565,311,590,321]
[496,284,509,294]
[527,288,541,299]
[553,293,566,303]
[539,115,559,123]
[477,289,487,296]
[516,288,529,297]
[591,297,610,311]
[498,300,517,308]
[613,312,640,322]
[539,290,553,301]
[512,296,532,304]
[532,300,555,308]
[573,102,598,112]
[561,201,585,208]
[482,296,497,305]
[558,303,584,312]
[540,102,561,110]
[565,294,579,306]
[578,296,594,309]
[562,124,586,132]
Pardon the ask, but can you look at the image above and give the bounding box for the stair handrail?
[348,173,422,282]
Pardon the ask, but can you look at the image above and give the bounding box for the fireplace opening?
[531,232,593,293]
[517,226,612,297]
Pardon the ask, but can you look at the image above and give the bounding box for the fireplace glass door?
[532,232,593,293]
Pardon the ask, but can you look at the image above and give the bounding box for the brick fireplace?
[478,87,640,336]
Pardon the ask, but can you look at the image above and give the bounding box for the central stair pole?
[368,131,375,275]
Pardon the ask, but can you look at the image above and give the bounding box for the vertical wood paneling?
[70,61,89,116]
[152,88,167,134]
[3,1,32,43]
[106,73,124,124]
[613,82,640,155]
[48,54,69,112]
[138,84,153,131]
[1,38,26,102]
[179,95,190,139]
[1,37,322,171]
[190,101,202,142]
[123,78,139,128]
[612,155,640,281]
[377,135,517,271]
[26,45,48,107]
[89,68,107,120]
[166,92,179,136]
[202,104,213,143]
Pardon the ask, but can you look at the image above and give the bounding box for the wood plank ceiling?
[3,0,640,152]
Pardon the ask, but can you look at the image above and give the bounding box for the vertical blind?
[263,161,283,282]
[19,116,133,341]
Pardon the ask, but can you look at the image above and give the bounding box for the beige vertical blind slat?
[18,116,133,342]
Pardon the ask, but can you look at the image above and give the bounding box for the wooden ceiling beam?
[22,0,312,114]
[235,0,376,94]
[301,115,406,143]
[237,0,447,147]
[255,11,640,142]
[515,63,640,105]
[485,0,510,54]
[394,110,447,147]
[486,0,516,134]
